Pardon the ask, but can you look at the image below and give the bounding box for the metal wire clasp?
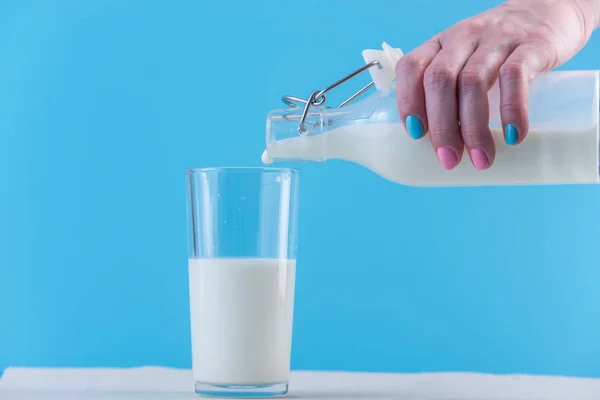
[281,60,382,134]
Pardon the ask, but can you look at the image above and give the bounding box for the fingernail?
[469,148,489,170]
[405,115,424,139]
[437,147,458,170]
[505,124,518,145]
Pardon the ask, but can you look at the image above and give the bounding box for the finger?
[395,39,441,139]
[424,39,477,170]
[457,43,513,170]
[499,44,550,145]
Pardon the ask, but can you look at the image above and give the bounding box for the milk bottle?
[262,43,600,187]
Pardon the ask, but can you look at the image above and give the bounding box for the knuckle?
[524,34,559,67]
[500,101,526,117]
[457,67,487,95]
[497,19,517,36]
[396,93,414,113]
[461,129,489,148]
[424,63,455,91]
[524,26,554,44]
[499,62,526,82]
[428,121,457,140]
[460,17,486,35]
[395,54,426,75]
[427,121,446,137]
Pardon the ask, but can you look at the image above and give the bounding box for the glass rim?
[187,167,299,174]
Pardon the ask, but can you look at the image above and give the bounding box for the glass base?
[194,381,289,398]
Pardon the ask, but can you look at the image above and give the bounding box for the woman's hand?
[395,0,600,170]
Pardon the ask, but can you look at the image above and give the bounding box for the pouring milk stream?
[262,43,600,187]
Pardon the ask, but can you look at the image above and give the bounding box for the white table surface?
[1,367,599,399]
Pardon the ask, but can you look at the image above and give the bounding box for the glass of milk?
[186,167,300,398]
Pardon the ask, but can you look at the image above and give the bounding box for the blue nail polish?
[505,124,518,145]
[406,115,424,139]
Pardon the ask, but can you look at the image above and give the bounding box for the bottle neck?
[264,88,396,163]
[264,107,329,163]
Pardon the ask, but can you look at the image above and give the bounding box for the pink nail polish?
[437,147,458,170]
[469,148,489,170]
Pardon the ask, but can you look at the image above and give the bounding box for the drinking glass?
[186,167,300,398]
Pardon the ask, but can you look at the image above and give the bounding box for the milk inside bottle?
[262,43,600,187]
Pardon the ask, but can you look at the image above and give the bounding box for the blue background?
[2,0,600,378]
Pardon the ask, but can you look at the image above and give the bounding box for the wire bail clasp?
[281,60,382,135]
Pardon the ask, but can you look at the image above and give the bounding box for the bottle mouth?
[261,149,274,164]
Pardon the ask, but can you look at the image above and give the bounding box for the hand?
[395,0,600,171]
